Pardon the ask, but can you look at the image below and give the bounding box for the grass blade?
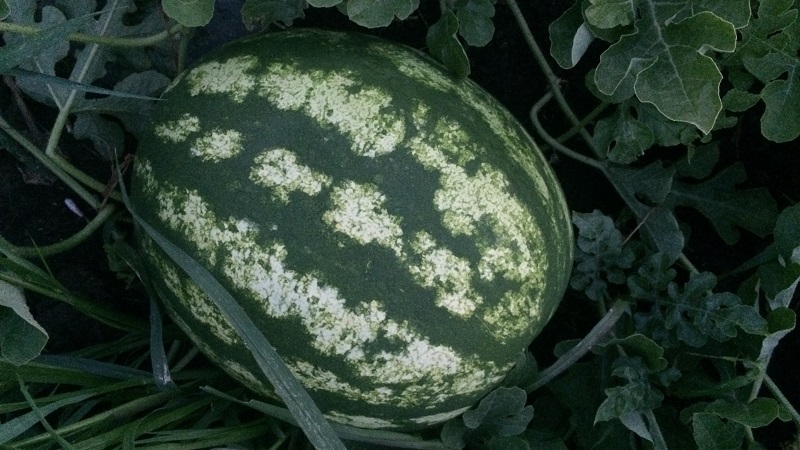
[126,210,346,449]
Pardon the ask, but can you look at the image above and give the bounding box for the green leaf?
[722,88,761,113]
[585,0,635,29]
[776,204,800,263]
[308,0,342,6]
[0,281,48,366]
[755,307,795,365]
[595,10,737,134]
[346,0,419,28]
[601,334,668,372]
[604,161,684,261]
[161,0,214,27]
[6,68,164,101]
[240,0,306,28]
[595,358,664,424]
[0,0,8,19]
[426,10,470,78]
[462,387,533,435]
[443,387,533,448]
[637,102,698,147]
[502,351,538,389]
[455,0,494,47]
[570,210,636,301]
[0,6,87,73]
[672,142,719,180]
[73,112,125,159]
[705,398,781,428]
[71,70,170,138]
[549,1,594,69]
[593,104,654,163]
[126,211,346,449]
[663,272,767,346]
[733,0,800,142]
[0,390,94,445]
[761,67,800,142]
[668,163,778,245]
[628,252,676,300]
[691,413,746,450]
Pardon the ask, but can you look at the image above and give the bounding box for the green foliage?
[0,281,47,366]
[441,387,534,449]
[551,0,800,158]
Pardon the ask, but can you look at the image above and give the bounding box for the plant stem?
[11,390,182,447]
[16,375,78,450]
[45,0,119,159]
[530,91,605,170]
[764,373,800,428]
[3,204,116,258]
[644,409,669,450]
[525,299,630,392]
[0,21,183,48]
[506,0,599,156]
[0,113,100,208]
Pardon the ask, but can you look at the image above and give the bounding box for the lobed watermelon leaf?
[345,0,419,28]
[454,0,495,47]
[441,387,533,449]
[427,10,470,78]
[161,0,215,27]
[667,163,779,245]
[592,102,654,164]
[570,210,636,301]
[0,280,48,366]
[604,161,684,261]
[548,1,593,69]
[732,0,800,143]
[691,413,747,450]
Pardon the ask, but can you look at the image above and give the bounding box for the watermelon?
[130,29,573,431]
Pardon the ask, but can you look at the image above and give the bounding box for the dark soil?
[1,1,798,448]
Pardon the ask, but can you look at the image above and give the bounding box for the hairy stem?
[506,0,599,156]
[525,299,630,392]
[530,91,605,170]
[0,113,99,208]
[764,373,800,428]
[0,21,183,48]
[3,204,116,258]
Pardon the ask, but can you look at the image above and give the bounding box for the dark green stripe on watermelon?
[131,29,572,430]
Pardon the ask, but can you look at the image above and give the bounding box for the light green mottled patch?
[410,406,472,425]
[149,241,239,345]
[325,411,401,430]
[481,286,541,341]
[145,175,503,408]
[258,63,405,157]
[320,175,482,319]
[407,232,482,318]
[150,184,258,267]
[407,111,549,341]
[369,42,453,94]
[323,181,404,255]
[408,115,544,282]
[190,129,244,162]
[154,113,200,143]
[250,148,332,202]
[186,55,258,102]
[133,158,156,190]
[458,87,553,203]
